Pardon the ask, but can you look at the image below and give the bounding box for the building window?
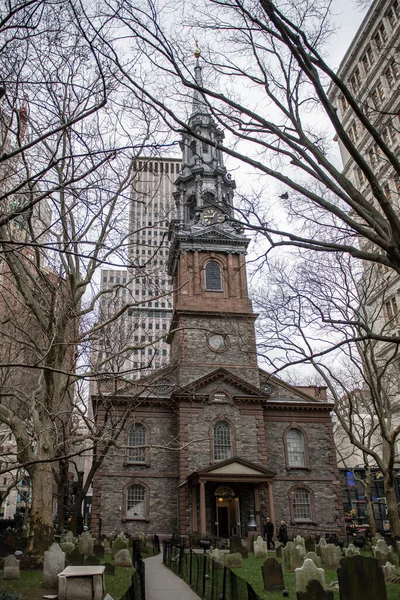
[385,296,399,323]
[126,484,147,519]
[374,23,387,50]
[348,120,358,143]
[350,67,361,94]
[292,488,312,521]
[355,166,365,187]
[213,421,232,461]
[362,46,375,73]
[339,94,347,113]
[205,261,222,291]
[187,195,196,220]
[286,428,306,467]
[127,423,146,463]
[387,5,398,28]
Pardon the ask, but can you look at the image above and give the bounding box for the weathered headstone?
[372,533,383,546]
[296,579,333,600]
[42,542,65,588]
[275,542,283,558]
[305,538,316,553]
[322,544,341,569]
[230,535,242,554]
[315,538,327,558]
[64,531,75,544]
[296,544,306,560]
[225,552,242,568]
[382,561,397,580]
[78,532,95,557]
[93,543,105,559]
[253,536,268,559]
[111,534,128,558]
[294,535,305,548]
[3,555,20,580]
[114,548,132,567]
[344,543,360,558]
[103,539,111,551]
[104,561,115,575]
[337,555,387,600]
[372,539,397,566]
[60,542,75,554]
[261,557,285,591]
[138,532,149,553]
[306,552,322,568]
[282,541,302,571]
[295,558,325,593]
[210,548,225,566]
[85,553,100,566]
[67,547,85,566]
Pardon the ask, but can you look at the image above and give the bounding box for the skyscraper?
[96,157,181,380]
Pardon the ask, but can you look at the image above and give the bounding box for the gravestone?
[67,547,85,566]
[305,538,316,553]
[60,542,75,554]
[372,533,383,546]
[296,544,306,560]
[42,542,65,588]
[104,562,115,575]
[138,532,149,553]
[78,532,95,557]
[3,555,20,580]
[382,561,397,580]
[275,542,283,558]
[315,538,327,558]
[111,534,128,558]
[253,536,268,559]
[337,555,387,600]
[103,539,111,551]
[225,552,242,568]
[230,535,242,554]
[282,541,302,572]
[344,543,359,558]
[85,553,100,566]
[372,539,397,567]
[261,557,285,591]
[323,544,341,569]
[114,549,132,567]
[306,552,322,568]
[296,579,333,600]
[210,548,225,566]
[238,545,248,559]
[295,558,325,593]
[64,531,75,544]
[294,535,305,548]
[93,543,105,559]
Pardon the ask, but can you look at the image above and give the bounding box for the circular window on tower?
[260,380,277,397]
[207,332,229,353]
[154,378,174,395]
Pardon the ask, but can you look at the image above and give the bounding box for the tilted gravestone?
[306,552,322,568]
[305,538,316,553]
[296,544,306,560]
[294,535,305,548]
[282,541,302,572]
[322,544,341,569]
[210,548,225,566]
[114,549,132,567]
[295,558,325,593]
[261,557,285,591]
[225,552,242,568]
[315,538,327,559]
[60,542,75,554]
[85,553,100,566]
[78,532,95,557]
[337,555,387,600]
[3,555,20,580]
[42,542,65,588]
[372,539,397,567]
[67,547,85,566]
[63,531,75,544]
[382,561,397,580]
[296,579,333,600]
[111,534,128,558]
[275,542,283,558]
[104,561,115,575]
[343,543,359,558]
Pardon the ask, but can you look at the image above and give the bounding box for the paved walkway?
[144,550,201,600]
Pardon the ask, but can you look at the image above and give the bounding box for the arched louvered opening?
[205,261,222,291]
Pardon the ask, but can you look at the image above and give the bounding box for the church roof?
[187,456,276,483]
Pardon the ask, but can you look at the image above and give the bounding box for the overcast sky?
[327,1,369,66]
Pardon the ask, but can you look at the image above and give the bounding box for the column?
[268,483,276,538]
[254,485,261,532]
[200,480,206,536]
[192,487,198,532]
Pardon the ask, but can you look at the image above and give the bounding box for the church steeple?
[167,48,259,389]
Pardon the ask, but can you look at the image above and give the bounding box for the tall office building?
[96,157,181,380]
[328,0,400,347]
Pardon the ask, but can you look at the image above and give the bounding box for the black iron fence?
[122,540,146,600]
[163,540,261,600]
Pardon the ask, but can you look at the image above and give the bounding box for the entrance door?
[218,506,229,537]
[215,496,240,537]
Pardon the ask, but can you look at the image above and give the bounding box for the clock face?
[202,208,224,225]
[208,333,228,352]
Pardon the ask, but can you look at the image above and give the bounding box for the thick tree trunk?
[27,462,55,555]
[363,464,377,536]
[383,471,400,537]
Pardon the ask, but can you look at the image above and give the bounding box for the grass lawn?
[230,553,400,600]
[0,552,135,600]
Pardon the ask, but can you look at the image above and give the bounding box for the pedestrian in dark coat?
[278,520,288,545]
[263,517,275,549]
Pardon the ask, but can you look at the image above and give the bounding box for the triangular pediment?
[190,456,276,479]
[178,368,264,398]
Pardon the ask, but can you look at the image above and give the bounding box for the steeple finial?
[192,41,206,116]
[194,40,201,60]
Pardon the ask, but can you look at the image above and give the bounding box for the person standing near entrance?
[278,520,288,545]
[263,517,275,549]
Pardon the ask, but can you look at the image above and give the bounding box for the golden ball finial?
[194,40,201,58]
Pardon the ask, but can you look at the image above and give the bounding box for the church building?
[91,53,345,541]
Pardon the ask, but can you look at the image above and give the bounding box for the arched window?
[286,428,306,467]
[126,484,146,519]
[292,488,312,521]
[190,140,196,158]
[203,191,216,207]
[205,261,222,291]
[128,423,146,463]
[213,421,232,461]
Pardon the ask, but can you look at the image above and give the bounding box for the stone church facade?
[91,55,345,541]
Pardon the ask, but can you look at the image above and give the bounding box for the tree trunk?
[27,462,55,555]
[363,468,377,536]
[383,471,400,537]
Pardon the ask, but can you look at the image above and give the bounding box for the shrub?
[0,591,23,600]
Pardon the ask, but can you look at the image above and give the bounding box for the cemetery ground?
[0,552,138,600]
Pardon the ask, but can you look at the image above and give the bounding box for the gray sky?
[327,1,369,66]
